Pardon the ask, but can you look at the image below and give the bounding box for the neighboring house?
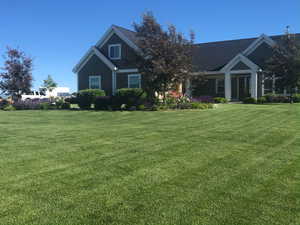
[73,25,300,100]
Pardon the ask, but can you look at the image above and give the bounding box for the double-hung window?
[108,44,121,60]
[128,74,141,88]
[89,76,101,89]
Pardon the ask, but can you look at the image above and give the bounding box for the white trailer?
[21,87,70,100]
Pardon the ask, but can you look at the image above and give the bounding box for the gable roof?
[193,33,300,71]
[112,25,139,45]
[113,26,300,72]
[73,24,300,74]
[73,25,139,73]
[221,53,259,72]
[72,46,116,73]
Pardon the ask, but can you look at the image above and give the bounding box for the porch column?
[185,78,192,97]
[225,72,231,101]
[251,71,258,99]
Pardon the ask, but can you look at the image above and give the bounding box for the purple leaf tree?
[0,47,33,99]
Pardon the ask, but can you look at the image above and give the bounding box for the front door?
[238,77,250,100]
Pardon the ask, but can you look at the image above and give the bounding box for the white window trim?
[108,44,121,60]
[128,74,141,88]
[89,75,102,89]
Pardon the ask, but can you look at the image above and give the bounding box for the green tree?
[133,12,196,102]
[265,31,300,100]
[0,47,33,99]
[42,75,57,94]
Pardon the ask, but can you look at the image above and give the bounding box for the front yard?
[0,104,299,225]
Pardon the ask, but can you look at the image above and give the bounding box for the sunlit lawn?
[0,104,299,225]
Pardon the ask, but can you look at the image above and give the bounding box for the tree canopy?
[42,75,57,93]
[265,32,300,94]
[0,47,33,98]
[133,12,196,101]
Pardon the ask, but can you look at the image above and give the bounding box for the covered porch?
[187,54,263,101]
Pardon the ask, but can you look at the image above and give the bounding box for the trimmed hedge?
[77,89,105,109]
[243,97,257,104]
[292,94,300,103]
[94,96,112,110]
[0,99,9,110]
[264,94,290,103]
[114,88,146,109]
[214,97,228,104]
[257,96,267,104]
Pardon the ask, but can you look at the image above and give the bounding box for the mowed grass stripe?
[0,104,299,225]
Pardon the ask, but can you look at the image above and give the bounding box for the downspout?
[112,67,118,95]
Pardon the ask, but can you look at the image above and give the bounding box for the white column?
[225,72,231,101]
[251,71,258,99]
[185,78,192,97]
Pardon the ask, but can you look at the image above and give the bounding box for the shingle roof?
[113,25,139,45]
[193,33,300,71]
[192,37,256,71]
[113,25,300,72]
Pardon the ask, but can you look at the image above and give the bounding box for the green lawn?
[0,104,299,225]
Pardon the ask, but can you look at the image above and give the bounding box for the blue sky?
[1,0,299,92]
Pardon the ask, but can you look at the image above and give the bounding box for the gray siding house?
[73,25,300,100]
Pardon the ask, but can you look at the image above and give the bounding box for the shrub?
[61,102,71,109]
[114,88,146,109]
[190,102,207,109]
[161,95,191,109]
[137,104,145,111]
[55,98,64,109]
[39,102,52,110]
[214,97,228,104]
[207,103,214,109]
[128,106,137,111]
[243,97,257,104]
[191,103,213,109]
[276,95,290,103]
[292,94,300,103]
[150,104,159,111]
[257,96,267,104]
[264,93,276,103]
[77,89,105,109]
[65,97,77,104]
[13,99,50,110]
[94,96,112,110]
[0,99,9,110]
[3,104,16,111]
[192,96,214,103]
[177,102,192,109]
[264,93,289,103]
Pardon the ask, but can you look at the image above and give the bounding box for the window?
[108,44,121,60]
[216,79,225,94]
[89,76,101,89]
[128,74,141,88]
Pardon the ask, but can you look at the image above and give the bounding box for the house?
[73,25,300,100]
